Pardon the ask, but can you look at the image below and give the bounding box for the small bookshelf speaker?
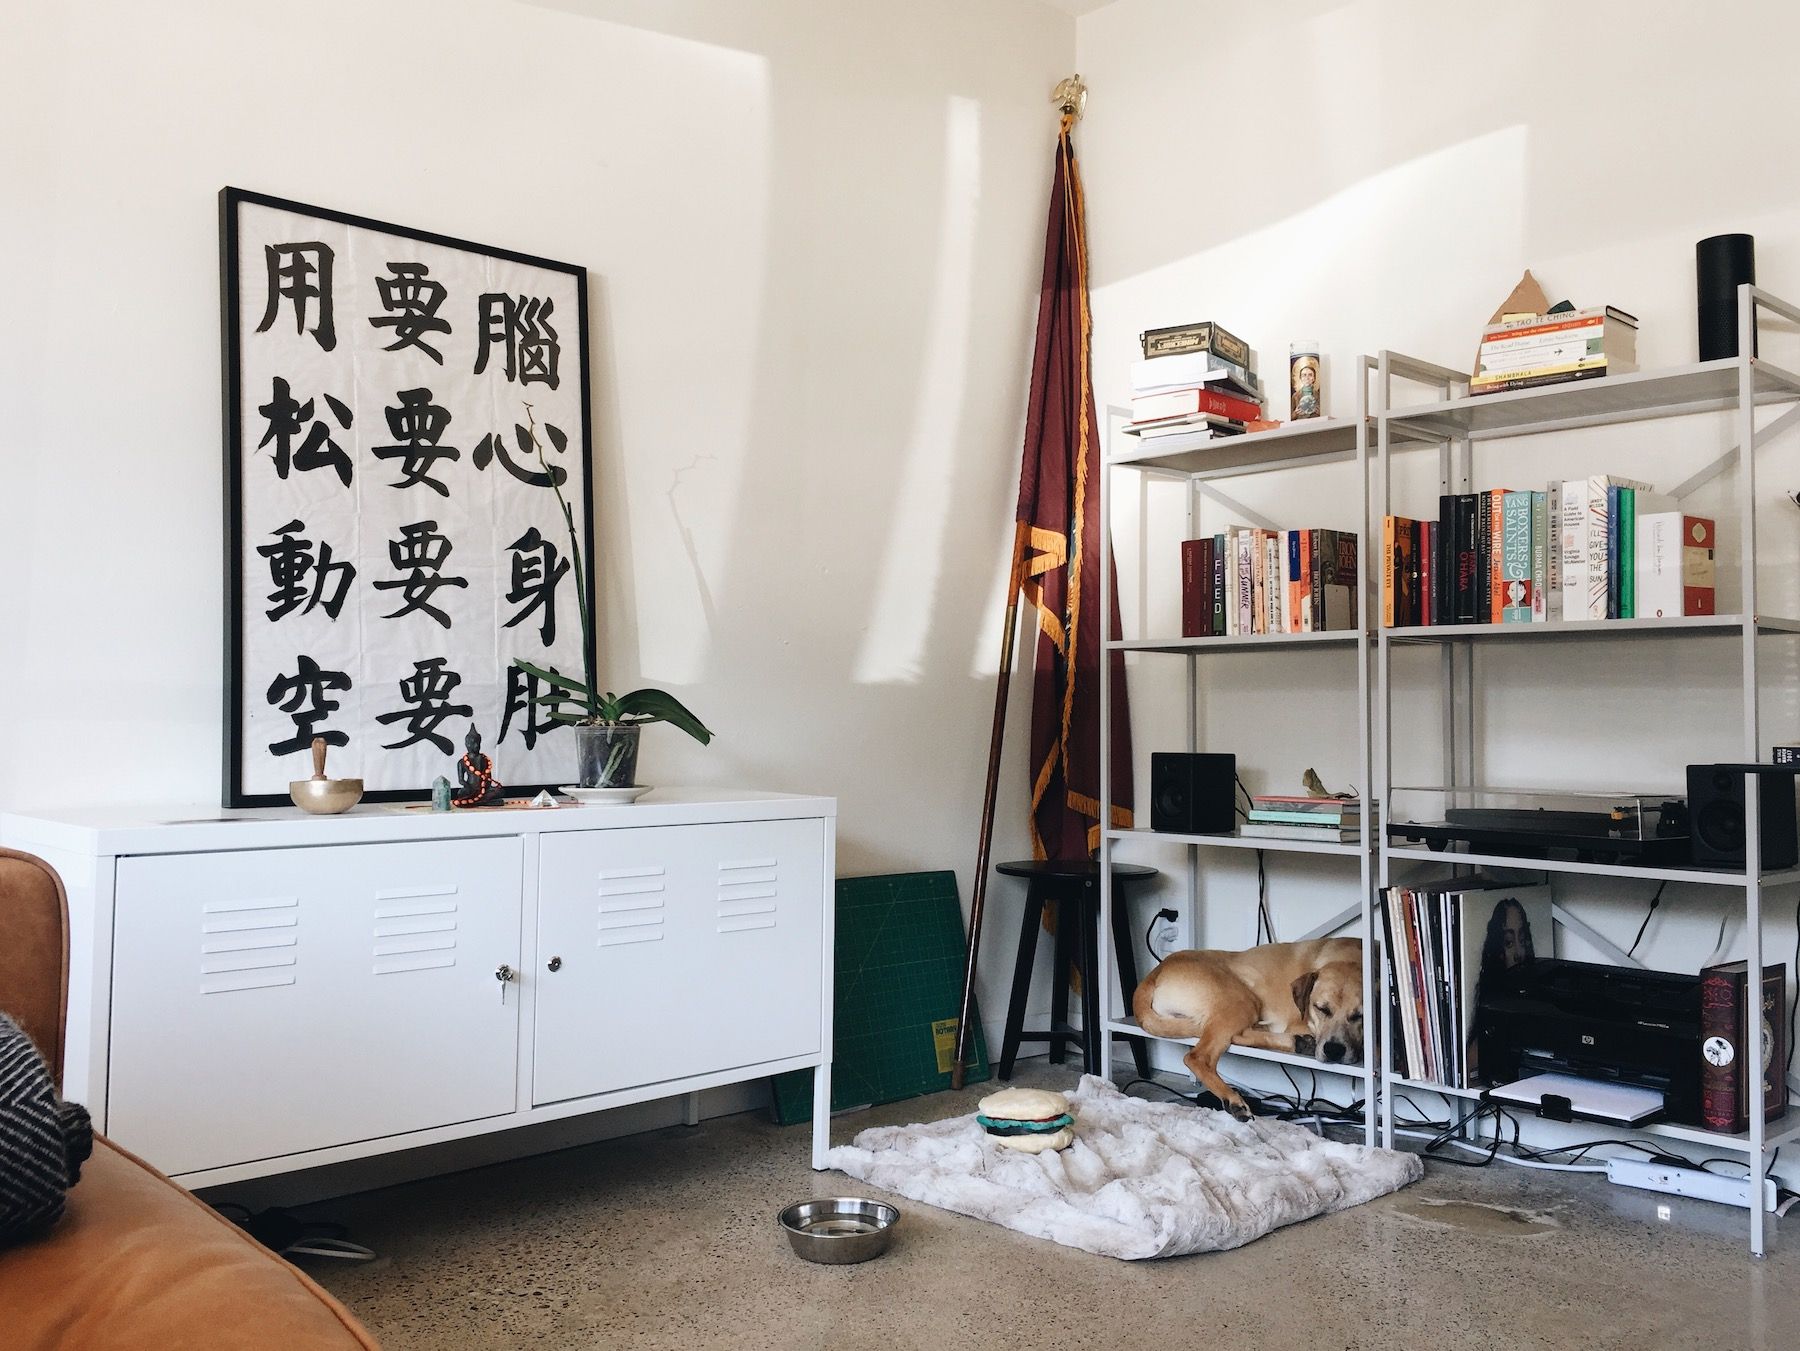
[1686,764,1798,869]
[1150,752,1237,835]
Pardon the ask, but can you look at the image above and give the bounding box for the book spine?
[1501,490,1533,623]
[1761,967,1789,1124]
[1487,489,1505,624]
[1287,529,1303,634]
[1408,893,1436,1081]
[1684,516,1717,616]
[1309,528,1325,634]
[1419,521,1434,627]
[1530,489,1549,622]
[1267,532,1283,634]
[1379,890,1409,1079]
[1475,500,1491,624]
[1337,532,1359,631]
[1383,516,1397,628]
[1236,528,1254,634]
[1620,487,1636,619]
[1300,528,1315,632]
[1455,494,1478,624]
[1587,476,1612,619]
[1545,480,1562,615]
[1700,968,1745,1133]
[1605,483,1622,619]
[1181,540,1204,638]
[1211,533,1226,636]
[1559,479,1588,621]
[1434,496,1455,626]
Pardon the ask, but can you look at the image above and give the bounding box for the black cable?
[1256,850,1273,944]
[1143,908,1178,967]
[1626,881,1667,959]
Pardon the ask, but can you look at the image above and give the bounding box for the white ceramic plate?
[558,785,651,804]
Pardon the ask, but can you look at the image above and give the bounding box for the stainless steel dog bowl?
[777,1198,899,1264]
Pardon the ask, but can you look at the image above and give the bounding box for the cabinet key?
[495,963,516,1005]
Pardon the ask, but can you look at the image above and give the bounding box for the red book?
[1419,520,1435,627]
[1487,489,1505,624]
[1131,385,1263,425]
[1181,538,1213,637]
[1700,962,1788,1133]
[1684,516,1717,616]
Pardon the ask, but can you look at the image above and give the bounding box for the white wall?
[1077,0,1800,1164]
[0,1,1082,1043]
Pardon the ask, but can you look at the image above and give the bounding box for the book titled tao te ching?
[1699,961,1788,1134]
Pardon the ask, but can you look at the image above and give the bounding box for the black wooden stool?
[995,859,1158,1080]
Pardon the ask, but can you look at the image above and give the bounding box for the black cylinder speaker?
[1697,233,1756,360]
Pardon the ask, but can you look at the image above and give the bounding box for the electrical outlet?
[1150,915,1181,959]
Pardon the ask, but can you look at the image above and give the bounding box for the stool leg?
[997,882,1045,1081]
[1111,883,1153,1078]
[1049,891,1074,1064]
[1079,884,1102,1076]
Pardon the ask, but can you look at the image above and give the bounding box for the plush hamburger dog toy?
[975,1087,1075,1154]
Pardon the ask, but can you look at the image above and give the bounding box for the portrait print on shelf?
[221,187,594,806]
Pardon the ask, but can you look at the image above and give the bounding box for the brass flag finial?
[1052,74,1087,120]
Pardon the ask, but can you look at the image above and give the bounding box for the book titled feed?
[1636,513,1717,618]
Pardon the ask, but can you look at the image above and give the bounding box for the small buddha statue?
[452,726,504,808]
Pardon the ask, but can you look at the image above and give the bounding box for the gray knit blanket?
[0,1013,92,1244]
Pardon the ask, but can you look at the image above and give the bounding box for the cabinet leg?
[683,1091,701,1127]
[1049,890,1073,1064]
[1079,887,1102,1076]
[811,1062,831,1169]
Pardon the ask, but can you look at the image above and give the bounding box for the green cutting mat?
[772,870,990,1125]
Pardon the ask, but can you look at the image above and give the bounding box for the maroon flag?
[1016,125,1133,859]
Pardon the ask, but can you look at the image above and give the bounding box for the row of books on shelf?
[1380,878,1552,1089]
[1240,795,1363,844]
[1128,321,1271,441]
[1181,528,1359,637]
[1382,480,1716,628]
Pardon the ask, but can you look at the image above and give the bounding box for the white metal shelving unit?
[1372,286,1800,1257]
[1096,362,1388,1147]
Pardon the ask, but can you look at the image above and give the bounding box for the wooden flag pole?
[952,519,1032,1090]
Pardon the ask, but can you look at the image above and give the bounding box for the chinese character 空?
[256,242,337,351]
[257,376,354,487]
[375,657,473,755]
[373,387,460,497]
[474,293,560,388]
[257,519,357,621]
[472,419,570,489]
[502,526,571,646]
[499,662,566,751]
[369,262,451,363]
[372,520,468,629]
[265,656,351,756]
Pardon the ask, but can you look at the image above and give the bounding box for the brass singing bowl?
[289,776,364,814]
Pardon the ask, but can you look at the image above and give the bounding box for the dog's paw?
[1228,1098,1254,1123]
[1292,1034,1317,1057]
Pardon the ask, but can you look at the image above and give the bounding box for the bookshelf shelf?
[1108,415,1372,479]
[1380,356,1800,442]
[1106,826,1364,858]
[1383,1078,1800,1154]
[1383,844,1800,890]
[1375,288,1800,1256]
[1383,614,1800,645]
[1108,630,1362,655]
[1105,1018,1373,1078]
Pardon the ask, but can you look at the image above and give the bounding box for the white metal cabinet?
[108,836,523,1175]
[533,818,825,1105]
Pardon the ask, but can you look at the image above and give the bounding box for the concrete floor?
[306,1065,1800,1351]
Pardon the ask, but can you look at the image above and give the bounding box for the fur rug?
[826,1075,1421,1259]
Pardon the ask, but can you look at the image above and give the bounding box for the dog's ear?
[1291,969,1320,1018]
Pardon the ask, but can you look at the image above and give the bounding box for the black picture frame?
[220,186,597,808]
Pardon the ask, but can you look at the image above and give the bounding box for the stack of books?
[1240,795,1363,844]
[1182,527,1358,637]
[1128,321,1265,440]
[1380,879,1552,1087]
[1471,305,1638,395]
[1382,484,1715,627]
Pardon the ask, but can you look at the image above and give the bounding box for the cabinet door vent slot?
[597,867,666,946]
[373,900,460,974]
[718,859,778,931]
[197,897,301,992]
[374,883,459,901]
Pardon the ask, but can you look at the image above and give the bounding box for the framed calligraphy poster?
[220,187,595,807]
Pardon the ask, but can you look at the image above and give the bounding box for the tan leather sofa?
[0,847,379,1350]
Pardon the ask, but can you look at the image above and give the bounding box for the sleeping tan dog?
[1133,938,1364,1120]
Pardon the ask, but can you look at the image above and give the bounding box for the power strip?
[1606,1157,1777,1212]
